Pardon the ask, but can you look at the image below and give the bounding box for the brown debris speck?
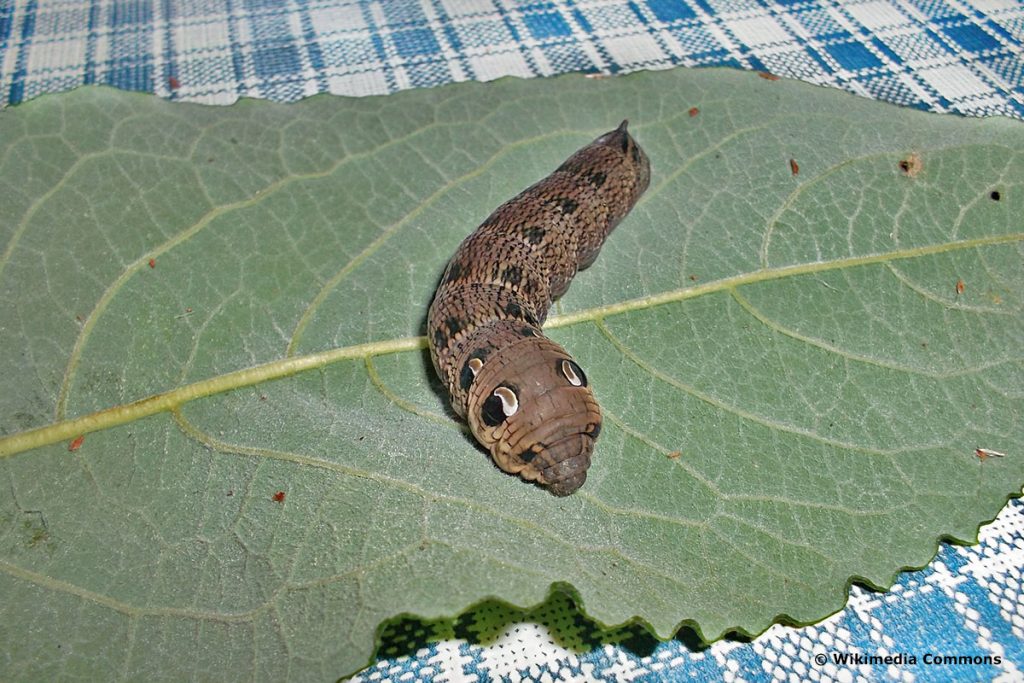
[898,153,923,177]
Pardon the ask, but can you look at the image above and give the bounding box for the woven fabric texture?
[0,0,1022,116]
[351,499,1024,682]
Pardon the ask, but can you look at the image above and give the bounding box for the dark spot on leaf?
[990,190,1001,201]
[899,153,922,177]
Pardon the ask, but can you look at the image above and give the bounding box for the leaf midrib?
[1,230,1019,459]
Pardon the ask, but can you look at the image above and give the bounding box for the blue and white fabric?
[1,0,1022,117]
[1,0,1022,681]
[351,499,1024,682]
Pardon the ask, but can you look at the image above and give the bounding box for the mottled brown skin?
[428,121,650,496]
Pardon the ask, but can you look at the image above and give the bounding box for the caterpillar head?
[463,331,602,496]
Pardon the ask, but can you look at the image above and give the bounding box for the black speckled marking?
[502,265,523,287]
[551,196,579,214]
[524,226,546,244]
[445,316,464,337]
[433,328,447,349]
[444,261,464,284]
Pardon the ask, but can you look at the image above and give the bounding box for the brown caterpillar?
[427,121,650,496]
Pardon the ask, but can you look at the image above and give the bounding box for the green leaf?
[1,68,1022,680]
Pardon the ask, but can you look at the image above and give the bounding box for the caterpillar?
[427,121,650,496]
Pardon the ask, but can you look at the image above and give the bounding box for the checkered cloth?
[351,499,1024,682]
[1,0,1022,117]
[1,1,1022,681]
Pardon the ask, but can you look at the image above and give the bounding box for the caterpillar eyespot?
[481,389,512,427]
[493,386,520,416]
[560,359,587,387]
[427,121,650,496]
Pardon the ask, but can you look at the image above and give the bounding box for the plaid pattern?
[1,0,1022,116]
[1,1,1022,681]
